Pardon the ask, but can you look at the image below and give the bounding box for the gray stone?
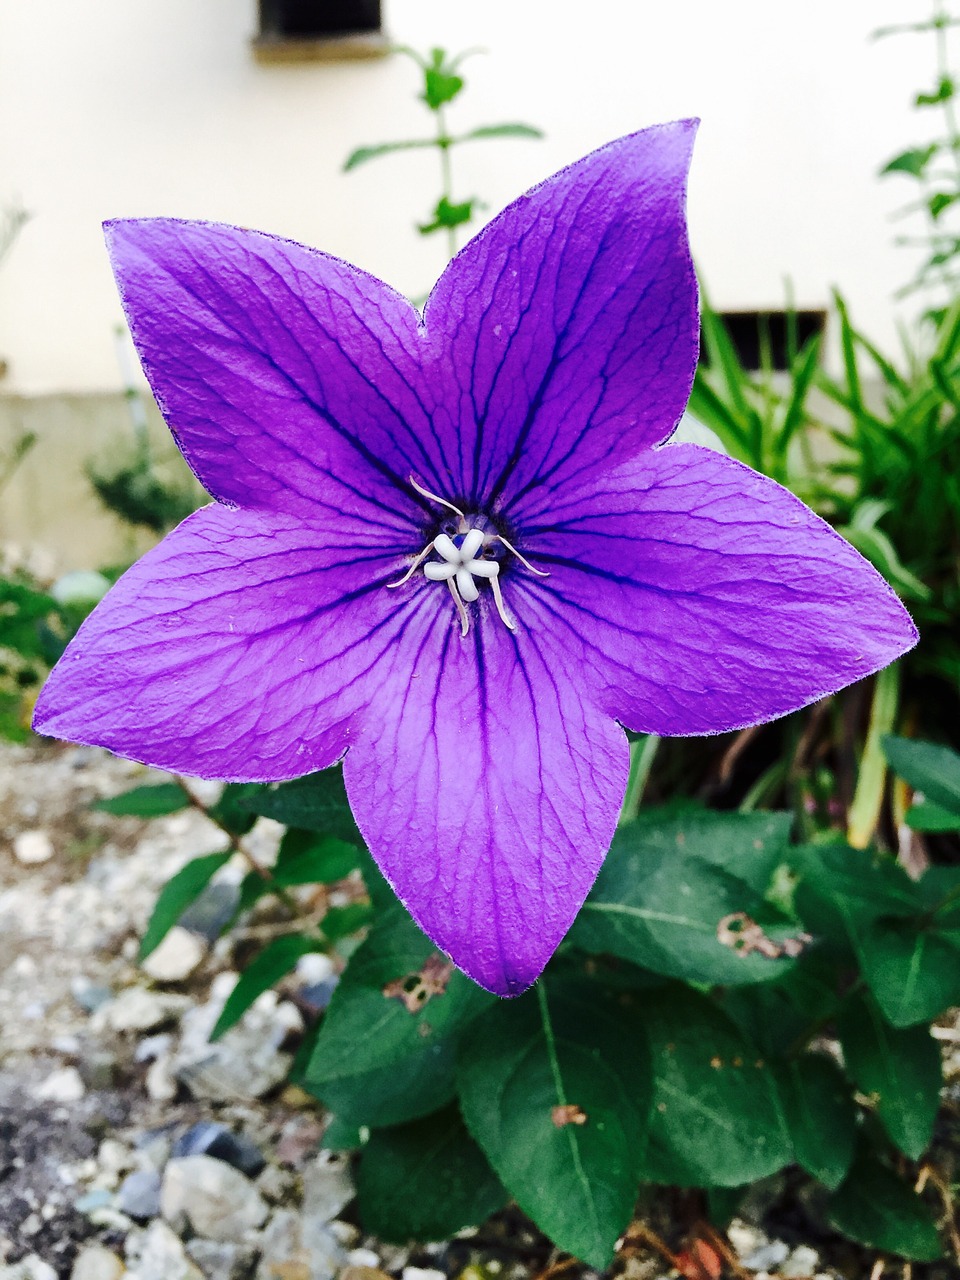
[126,1220,203,1280]
[118,1168,163,1219]
[70,1245,125,1280]
[0,1258,57,1280]
[178,881,241,941]
[32,1066,85,1102]
[301,1150,354,1223]
[173,994,296,1103]
[142,926,206,982]
[185,1239,258,1280]
[71,976,114,1013]
[782,1246,822,1278]
[743,1240,790,1272]
[173,1122,266,1177]
[256,1210,345,1280]
[100,987,191,1033]
[161,1155,268,1242]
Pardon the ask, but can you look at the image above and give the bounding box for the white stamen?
[424,561,457,581]
[494,534,550,577]
[457,567,480,602]
[446,577,470,637]
[460,528,485,561]
[433,533,461,563]
[466,559,498,579]
[387,540,435,588]
[490,575,516,631]
[410,477,466,520]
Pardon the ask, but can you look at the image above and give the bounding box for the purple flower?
[34,121,916,995]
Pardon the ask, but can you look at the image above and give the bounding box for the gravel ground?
[0,739,957,1280]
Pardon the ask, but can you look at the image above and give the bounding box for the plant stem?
[619,735,660,825]
[436,103,457,261]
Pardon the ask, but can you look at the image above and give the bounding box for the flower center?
[387,479,548,637]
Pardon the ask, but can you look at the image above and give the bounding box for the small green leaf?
[418,196,476,235]
[304,906,493,1127]
[343,138,436,172]
[240,767,362,843]
[640,988,791,1187]
[321,902,374,942]
[777,1054,857,1189]
[139,851,231,960]
[94,782,190,818]
[357,1105,507,1241]
[916,76,955,105]
[929,191,959,219]
[208,782,261,835]
[828,1140,942,1261]
[457,981,651,1268]
[906,799,960,832]
[321,1115,366,1151]
[882,735,960,815]
[838,994,941,1159]
[460,123,544,142]
[274,829,360,886]
[859,909,960,1027]
[422,57,464,109]
[880,144,938,177]
[211,934,320,1039]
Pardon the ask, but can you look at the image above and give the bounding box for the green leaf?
[211,934,320,1039]
[460,123,544,142]
[94,782,190,818]
[640,988,791,1187]
[321,1115,366,1151]
[838,994,941,1159]
[457,981,651,1268]
[139,851,231,960]
[208,782,261,835]
[906,799,960,831]
[572,810,798,986]
[320,902,374,942]
[422,57,464,109]
[828,1140,942,1261]
[304,906,493,1127]
[357,1105,507,1241]
[916,76,955,106]
[847,662,900,849]
[777,1054,857,1189]
[880,144,938,177]
[882,735,960,815]
[418,196,476,235]
[343,138,436,172]
[240,767,362,843]
[274,829,360,886]
[858,908,960,1026]
[929,191,959,220]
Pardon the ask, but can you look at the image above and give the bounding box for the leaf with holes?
[457,980,651,1268]
[357,1104,507,1241]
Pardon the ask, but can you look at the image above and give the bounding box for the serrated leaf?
[640,988,791,1187]
[457,981,651,1268]
[828,1140,942,1261]
[211,934,320,1039]
[838,994,941,1159]
[357,1105,506,1241]
[304,905,493,1127]
[461,123,544,142]
[139,851,232,960]
[274,829,360,886]
[240,767,362,843]
[343,138,436,171]
[882,735,960,815]
[94,782,189,818]
[777,1054,857,1189]
[572,810,797,986]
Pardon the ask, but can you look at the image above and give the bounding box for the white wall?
[0,0,933,395]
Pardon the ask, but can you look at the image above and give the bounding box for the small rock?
[75,1189,114,1214]
[727,1220,768,1260]
[742,1241,789,1272]
[301,1150,354,1223]
[101,987,191,1033]
[51,1033,82,1055]
[295,952,335,985]
[13,829,54,865]
[178,882,241,941]
[118,1169,163,1219]
[173,1122,266,1177]
[70,1245,125,1280]
[256,1210,345,1280]
[145,1055,178,1102]
[82,1051,118,1090]
[135,1034,173,1063]
[328,1220,360,1247]
[174,994,294,1103]
[0,1256,57,1280]
[32,1066,85,1102]
[782,1246,822,1278]
[126,1220,203,1280]
[402,1270,445,1280]
[161,1155,268,1242]
[185,1240,258,1280]
[142,927,206,982]
[347,1250,382,1268]
[256,1163,298,1205]
[97,1139,134,1180]
[71,976,114,1013]
[341,1270,391,1280]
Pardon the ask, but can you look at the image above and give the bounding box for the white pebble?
[13,830,54,865]
[32,1067,85,1103]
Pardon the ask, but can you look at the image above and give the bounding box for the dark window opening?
[703,310,826,372]
[258,0,382,40]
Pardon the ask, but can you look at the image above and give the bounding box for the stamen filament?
[387,541,435,588]
[494,534,550,577]
[409,476,466,520]
[446,577,470,637]
[490,575,516,632]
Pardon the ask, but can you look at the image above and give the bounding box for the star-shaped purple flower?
[35,121,916,995]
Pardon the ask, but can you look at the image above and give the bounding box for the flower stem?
[618,734,660,825]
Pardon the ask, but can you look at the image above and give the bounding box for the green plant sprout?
[344,45,543,261]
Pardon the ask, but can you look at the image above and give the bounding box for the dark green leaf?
[777,1054,857,1189]
[274,829,360,886]
[880,144,938,177]
[139,851,232,960]
[882,735,960,815]
[211,934,320,1039]
[859,911,960,1026]
[460,123,544,142]
[304,906,493,1127]
[240,767,362,844]
[838,995,941,1159]
[907,799,960,831]
[457,981,651,1268]
[321,1115,366,1151]
[321,902,374,942]
[343,138,436,172]
[640,988,791,1187]
[94,782,189,818]
[572,810,798,986]
[929,191,959,219]
[828,1140,942,1261]
[358,1105,507,1241]
[208,782,261,836]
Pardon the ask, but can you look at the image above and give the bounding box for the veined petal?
[33,504,424,779]
[423,121,698,514]
[106,219,441,530]
[517,444,917,735]
[343,614,629,996]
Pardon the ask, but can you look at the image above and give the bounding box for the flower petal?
[423,120,698,515]
[106,218,442,528]
[343,614,629,996]
[516,443,918,735]
[33,504,425,779]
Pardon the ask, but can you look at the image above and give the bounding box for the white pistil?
[388,479,550,636]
